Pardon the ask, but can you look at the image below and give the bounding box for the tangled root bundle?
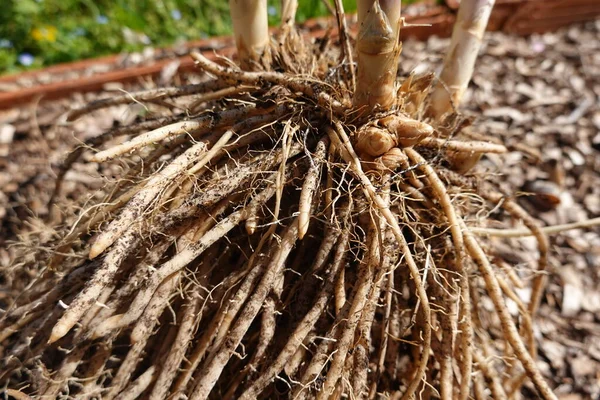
[1,7,558,400]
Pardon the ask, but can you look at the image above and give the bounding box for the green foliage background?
[0,0,358,74]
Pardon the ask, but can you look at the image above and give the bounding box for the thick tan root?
[1,20,559,400]
[461,220,557,400]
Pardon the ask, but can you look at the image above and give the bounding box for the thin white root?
[405,148,472,400]
[92,120,203,162]
[66,80,230,121]
[470,216,600,237]
[461,220,558,400]
[91,104,259,162]
[189,85,257,113]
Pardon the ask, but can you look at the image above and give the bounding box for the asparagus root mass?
[1,2,559,399]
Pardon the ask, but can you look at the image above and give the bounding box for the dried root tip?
[48,321,71,344]
[89,241,106,260]
[245,214,258,235]
[244,188,267,235]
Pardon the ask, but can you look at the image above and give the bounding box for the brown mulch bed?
[1,20,599,399]
[0,67,208,242]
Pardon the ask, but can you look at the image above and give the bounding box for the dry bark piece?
[523,180,562,212]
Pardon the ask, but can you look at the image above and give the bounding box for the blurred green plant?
[0,0,421,74]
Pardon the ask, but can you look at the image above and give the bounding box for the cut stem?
[229,0,271,69]
[429,0,496,119]
[281,0,298,28]
[354,0,402,112]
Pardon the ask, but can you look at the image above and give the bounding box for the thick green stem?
[354,0,402,112]
[429,0,495,119]
[229,0,271,69]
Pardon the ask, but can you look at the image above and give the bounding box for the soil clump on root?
[0,14,563,400]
